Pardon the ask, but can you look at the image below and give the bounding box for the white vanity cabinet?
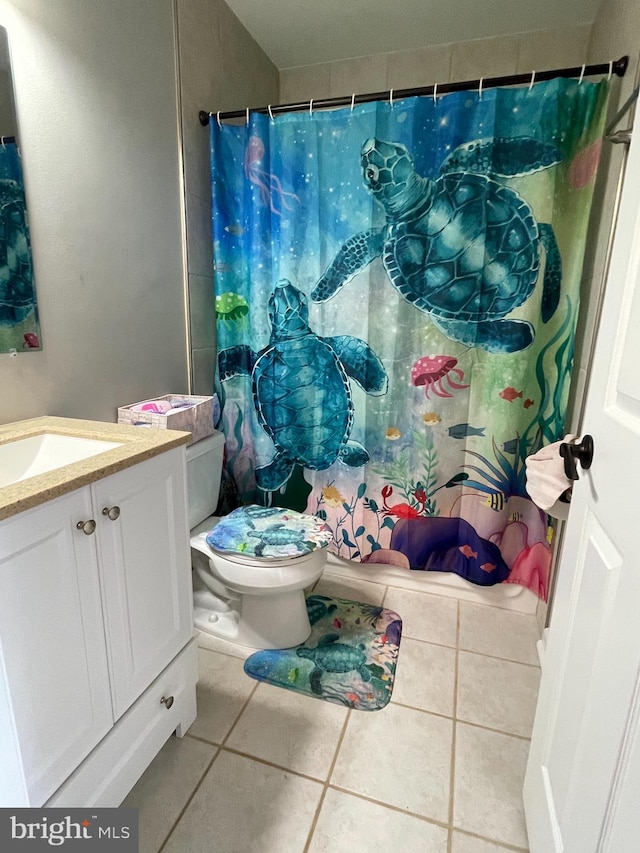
[0,446,196,808]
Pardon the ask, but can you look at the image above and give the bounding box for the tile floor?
[124,571,541,852]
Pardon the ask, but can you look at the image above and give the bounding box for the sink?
[0,433,123,488]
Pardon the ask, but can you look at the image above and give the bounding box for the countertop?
[0,416,191,521]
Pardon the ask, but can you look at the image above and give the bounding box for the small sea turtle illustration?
[311,137,563,354]
[247,522,314,557]
[218,279,388,490]
[297,633,371,695]
[305,594,338,625]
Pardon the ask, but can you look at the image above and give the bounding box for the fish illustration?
[501,437,532,454]
[385,427,402,440]
[459,544,478,559]
[332,618,343,629]
[509,511,523,522]
[546,526,554,544]
[447,423,485,439]
[499,387,523,402]
[287,667,300,683]
[422,412,441,425]
[482,493,506,511]
[224,223,244,236]
[480,562,496,572]
[524,398,535,409]
[23,333,39,348]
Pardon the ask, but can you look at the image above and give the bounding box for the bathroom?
[0,0,639,849]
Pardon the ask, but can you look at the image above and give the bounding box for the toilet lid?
[206,505,333,560]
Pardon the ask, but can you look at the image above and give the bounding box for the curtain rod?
[199,55,629,125]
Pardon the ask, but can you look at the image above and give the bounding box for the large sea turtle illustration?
[311,137,563,354]
[297,633,371,694]
[218,279,388,491]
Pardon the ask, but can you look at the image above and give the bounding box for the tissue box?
[117,394,214,445]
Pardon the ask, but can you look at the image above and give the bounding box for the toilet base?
[193,587,312,650]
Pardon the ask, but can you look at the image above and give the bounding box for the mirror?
[0,24,40,353]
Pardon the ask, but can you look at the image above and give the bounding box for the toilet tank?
[185,430,225,529]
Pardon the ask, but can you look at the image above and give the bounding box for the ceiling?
[224,0,602,69]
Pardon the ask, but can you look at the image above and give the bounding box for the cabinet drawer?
[46,638,198,808]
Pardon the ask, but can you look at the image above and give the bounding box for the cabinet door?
[0,489,112,806]
[93,448,192,718]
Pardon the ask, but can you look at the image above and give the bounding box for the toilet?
[186,432,331,650]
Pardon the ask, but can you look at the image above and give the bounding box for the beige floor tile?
[313,572,387,605]
[122,736,216,853]
[226,682,348,779]
[392,638,456,717]
[309,787,449,852]
[452,830,525,852]
[331,702,452,822]
[459,602,540,665]
[163,750,323,853]
[385,587,458,646]
[454,723,530,849]
[457,652,540,738]
[188,648,256,744]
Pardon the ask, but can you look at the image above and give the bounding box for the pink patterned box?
[117,394,214,445]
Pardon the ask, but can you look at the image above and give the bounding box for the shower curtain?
[210,77,608,601]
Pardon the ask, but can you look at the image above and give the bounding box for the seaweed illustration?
[521,296,575,452]
[462,435,529,499]
[315,481,393,559]
[373,429,468,522]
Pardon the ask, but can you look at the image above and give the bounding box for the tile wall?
[175,0,279,395]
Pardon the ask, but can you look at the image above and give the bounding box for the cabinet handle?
[76,519,97,535]
[102,506,121,521]
[161,695,174,710]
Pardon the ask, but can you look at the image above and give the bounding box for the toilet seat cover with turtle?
[207,505,333,560]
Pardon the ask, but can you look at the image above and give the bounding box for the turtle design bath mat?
[243,595,402,711]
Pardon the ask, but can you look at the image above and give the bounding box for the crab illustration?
[311,136,563,354]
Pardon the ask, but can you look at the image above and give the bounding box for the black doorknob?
[559,435,594,481]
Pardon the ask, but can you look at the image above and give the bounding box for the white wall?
[0,0,188,425]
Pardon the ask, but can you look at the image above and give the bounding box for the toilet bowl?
[186,433,330,650]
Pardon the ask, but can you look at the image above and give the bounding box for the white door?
[0,489,112,806]
[93,448,192,719]
[524,118,640,849]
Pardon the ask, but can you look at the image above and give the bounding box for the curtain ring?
[268,104,274,121]
[246,107,250,125]
[608,60,613,80]
[389,88,394,107]
[350,93,355,111]
[478,77,483,100]
[309,98,314,116]
[578,64,585,85]
[529,70,536,91]
[216,111,222,128]
[433,82,438,104]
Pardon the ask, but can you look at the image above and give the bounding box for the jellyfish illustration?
[215,292,249,323]
[411,355,470,398]
[244,136,300,215]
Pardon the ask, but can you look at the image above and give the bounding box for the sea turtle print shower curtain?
[210,77,608,600]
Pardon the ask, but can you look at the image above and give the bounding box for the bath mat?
[243,595,402,711]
